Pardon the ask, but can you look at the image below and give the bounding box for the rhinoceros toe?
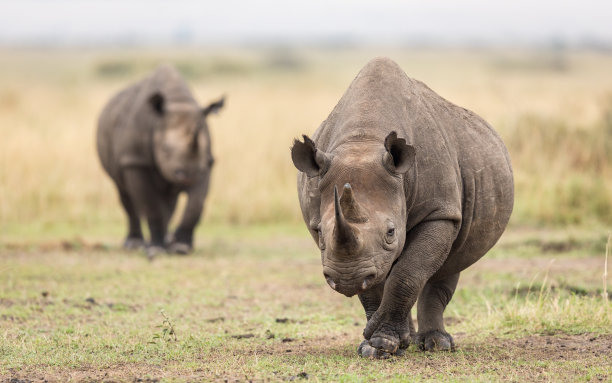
[416,330,455,352]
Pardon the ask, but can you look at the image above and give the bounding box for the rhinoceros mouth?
[332,280,375,297]
[323,266,378,297]
[336,288,358,298]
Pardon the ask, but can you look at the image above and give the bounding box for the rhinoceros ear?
[203,96,225,117]
[148,92,165,116]
[383,131,415,174]
[291,135,331,177]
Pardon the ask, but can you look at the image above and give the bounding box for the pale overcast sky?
[1,0,611,46]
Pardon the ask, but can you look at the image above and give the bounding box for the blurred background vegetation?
[1,45,612,242]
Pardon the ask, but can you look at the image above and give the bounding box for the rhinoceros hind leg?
[416,272,460,352]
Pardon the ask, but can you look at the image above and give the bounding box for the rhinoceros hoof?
[123,237,145,250]
[416,330,455,352]
[358,339,392,359]
[358,339,407,359]
[167,242,192,255]
[146,245,166,260]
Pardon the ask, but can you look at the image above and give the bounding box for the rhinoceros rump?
[97,65,224,257]
[291,57,513,358]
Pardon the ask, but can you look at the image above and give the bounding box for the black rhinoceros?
[291,57,513,358]
[97,64,224,257]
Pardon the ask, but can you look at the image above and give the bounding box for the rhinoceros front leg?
[357,282,415,358]
[123,168,168,258]
[416,272,460,351]
[168,173,210,254]
[117,188,144,250]
[358,282,384,321]
[363,220,456,356]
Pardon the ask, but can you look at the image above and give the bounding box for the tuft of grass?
[150,309,178,343]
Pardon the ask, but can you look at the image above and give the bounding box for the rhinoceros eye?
[385,222,396,244]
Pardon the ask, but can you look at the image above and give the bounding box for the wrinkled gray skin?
[291,58,513,358]
[97,65,224,257]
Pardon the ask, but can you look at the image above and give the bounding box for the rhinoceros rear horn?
[291,135,331,177]
[383,131,415,174]
[339,183,368,223]
[333,185,359,251]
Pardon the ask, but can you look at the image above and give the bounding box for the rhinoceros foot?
[416,330,455,352]
[361,311,413,358]
[146,245,166,260]
[358,339,409,359]
[167,241,192,255]
[123,237,145,250]
[358,339,391,359]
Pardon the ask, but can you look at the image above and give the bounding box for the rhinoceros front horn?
[333,185,360,252]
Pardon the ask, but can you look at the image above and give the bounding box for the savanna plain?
[1,46,611,382]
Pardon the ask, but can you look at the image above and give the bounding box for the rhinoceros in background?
[97,64,224,257]
[291,57,513,358]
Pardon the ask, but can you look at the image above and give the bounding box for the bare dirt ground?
[5,333,611,382]
[1,233,610,382]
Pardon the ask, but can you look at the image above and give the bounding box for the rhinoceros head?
[149,92,224,185]
[291,132,415,297]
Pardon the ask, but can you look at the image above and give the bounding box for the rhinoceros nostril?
[361,273,376,290]
[324,273,337,290]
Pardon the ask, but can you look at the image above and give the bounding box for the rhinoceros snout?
[323,267,377,297]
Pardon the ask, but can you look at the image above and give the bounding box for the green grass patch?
[1,228,610,381]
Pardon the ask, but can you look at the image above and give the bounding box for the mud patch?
[493,333,612,361]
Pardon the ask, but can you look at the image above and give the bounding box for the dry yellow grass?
[1,47,612,240]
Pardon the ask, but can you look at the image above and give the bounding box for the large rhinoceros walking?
[97,65,224,257]
[291,57,513,358]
